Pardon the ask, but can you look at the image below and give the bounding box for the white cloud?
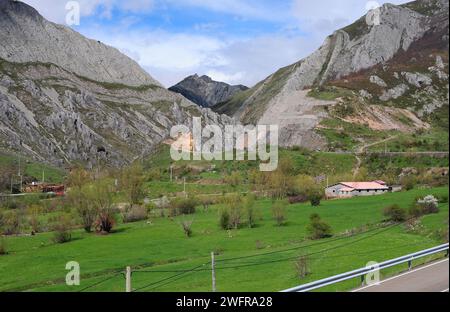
[81,25,319,87]
[166,0,286,22]
[291,0,409,36]
[21,0,154,24]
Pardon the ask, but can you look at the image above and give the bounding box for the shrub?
[307,213,332,239]
[401,176,417,191]
[244,194,257,228]
[0,238,7,255]
[170,197,197,216]
[434,194,448,204]
[1,210,21,235]
[122,205,148,223]
[295,256,309,279]
[225,194,243,229]
[27,205,41,234]
[409,204,424,218]
[52,216,72,244]
[288,195,308,204]
[309,194,322,207]
[383,204,407,222]
[94,211,116,234]
[219,208,231,230]
[180,219,194,238]
[272,200,287,226]
[417,195,439,215]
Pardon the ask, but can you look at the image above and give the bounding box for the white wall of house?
[325,184,389,198]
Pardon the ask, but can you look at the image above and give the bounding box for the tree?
[296,175,323,206]
[307,213,332,239]
[92,180,115,234]
[295,256,309,279]
[272,200,287,226]
[244,194,257,228]
[226,194,243,229]
[121,162,146,210]
[67,167,95,232]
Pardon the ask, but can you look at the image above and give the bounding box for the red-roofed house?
[325,181,390,198]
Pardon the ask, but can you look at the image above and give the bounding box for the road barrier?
[281,243,449,292]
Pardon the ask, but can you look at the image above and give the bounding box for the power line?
[216,221,402,263]
[78,272,122,292]
[132,262,208,292]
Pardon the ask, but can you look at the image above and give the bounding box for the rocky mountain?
[169,74,248,108]
[0,0,232,167]
[214,0,449,151]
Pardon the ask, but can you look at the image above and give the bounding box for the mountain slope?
[169,74,248,108]
[0,0,232,167]
[214,0,449,150]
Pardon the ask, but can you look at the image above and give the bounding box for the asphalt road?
[354,258,449,292]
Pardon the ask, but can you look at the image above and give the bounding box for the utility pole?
[125,266,132,292]
[170,165,173,182]
[211,252,216,292]
[18,156,22,193]
[42,169,45,184]
[183,177,187,198]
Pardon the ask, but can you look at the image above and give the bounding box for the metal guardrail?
[282,243,449,292]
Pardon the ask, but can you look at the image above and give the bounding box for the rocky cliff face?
[0,0,160,87]
[215,0,449,150]
[169,74,248,108]
[0,0,233,167]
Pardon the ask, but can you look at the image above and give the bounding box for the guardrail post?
[408,260,412,271]
[360,275,365,287]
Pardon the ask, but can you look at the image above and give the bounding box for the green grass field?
[0,153,65,185]
[0,186,448,292]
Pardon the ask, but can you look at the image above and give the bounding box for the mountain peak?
[0,0,161,87]
[169,74,248,108]
[0,0,42,21]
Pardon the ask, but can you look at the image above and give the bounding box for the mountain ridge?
[213,0,449,150]
[0,0,233,167]
[169,74,248,108]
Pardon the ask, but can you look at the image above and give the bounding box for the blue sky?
[22,0,409,87]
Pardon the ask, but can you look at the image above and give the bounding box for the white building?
[325,181,390,198]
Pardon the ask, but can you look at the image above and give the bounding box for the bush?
[1,210,22,235]
[244,194,257,228]
[417,195,440,215]
[309,194,322,207]
[383,204,407,222]
[307,213,332,239]
[272,200,287,226]
[122,205,148,223]
[408,204,424,218]
[94,211,115,234]
[219,208,231,230]
[180,219,194,238]
[52,216,72,244]
[295,256,309,279]
[27,205,41,234]
[225,194,243,229]
[401,176,417,191]
[288,195,308,204]
[0,238,7,255]
[434,194,448,204]
[170,197,197,216]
